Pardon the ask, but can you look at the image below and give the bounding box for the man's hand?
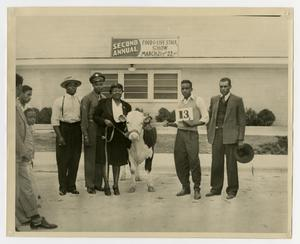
[182,120,194,127]
[84,136,91,147]
[58,136,66,146]
[164,122,177,128]
[104,119,114,127]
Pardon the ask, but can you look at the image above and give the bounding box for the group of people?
[167,78,246,200]
[51,73,132,197]
[15,71,246,230]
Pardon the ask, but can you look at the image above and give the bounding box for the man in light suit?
[206,77,246,200]
[15,74,57,230]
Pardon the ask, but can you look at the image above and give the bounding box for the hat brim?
[234,143,254,164]
[61,79,82,88]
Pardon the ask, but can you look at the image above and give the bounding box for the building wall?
[16,15,288,59]
[17,66,288,126]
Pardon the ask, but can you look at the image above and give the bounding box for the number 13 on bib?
[176,107,194,121]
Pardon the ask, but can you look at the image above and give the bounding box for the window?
[154,73,178,99]
[91,70,179,101]
[102,74,118,97]
[124,73,148,99]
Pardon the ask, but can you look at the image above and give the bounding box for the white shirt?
[220,92,231,102]
[51,93,81,126]
[112,99,123,123]
[180,94,209,124]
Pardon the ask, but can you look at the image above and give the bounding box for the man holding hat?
[51,76,82,196]
[206,77,246,200]
[81,72,106,194]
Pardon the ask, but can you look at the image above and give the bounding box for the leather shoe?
[30,217,57,229]
[68,189,80,195]
[226,194,236,200]
[87,188,96,194]
[176,188,191,196]
[104,187,111,196]
[95,186,104,191]
[59,190,66,196]
[113,186,120,195]
[205,191,221,197]
[194,190,201,200]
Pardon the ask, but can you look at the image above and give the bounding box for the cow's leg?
[128,157,136,193]
[145,152,155,192]
[135,164,142,181]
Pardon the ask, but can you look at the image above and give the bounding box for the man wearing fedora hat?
[81,72,106,194]
[206,77,246,200]
[51,76,82,196]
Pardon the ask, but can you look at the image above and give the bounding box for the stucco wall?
[16,15,288,59]
[17,66,288,126]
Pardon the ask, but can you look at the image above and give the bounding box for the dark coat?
[93,98,132,165]
[207,94,246,144]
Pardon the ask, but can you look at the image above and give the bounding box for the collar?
[65,93,77,98]
[93,90,105,99]
[220,92,231,102]
[181,94,195,102]
[112,98,122,106]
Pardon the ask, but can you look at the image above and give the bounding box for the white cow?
[125,110,155,192]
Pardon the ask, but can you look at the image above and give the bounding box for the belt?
[216,126,223,129]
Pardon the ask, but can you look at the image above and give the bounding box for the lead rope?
[104,126,114,185]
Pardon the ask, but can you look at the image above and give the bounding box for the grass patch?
[34,132,287,155]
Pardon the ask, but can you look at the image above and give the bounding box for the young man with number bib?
[166,80,209,200]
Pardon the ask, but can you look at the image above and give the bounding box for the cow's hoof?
[135,176,142,181]
[148,186,155,192]
[128,187,136,193]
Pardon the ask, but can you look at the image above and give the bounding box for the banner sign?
[111,38,179,58]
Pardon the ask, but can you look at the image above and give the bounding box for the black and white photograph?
[5,5,295,239]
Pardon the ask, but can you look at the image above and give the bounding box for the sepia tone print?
[7,7,293,237]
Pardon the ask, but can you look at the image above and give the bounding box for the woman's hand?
[104,119,114,127]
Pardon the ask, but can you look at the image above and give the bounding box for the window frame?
[90,69,181,103]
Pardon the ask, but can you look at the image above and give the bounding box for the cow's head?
[126,110,145,141]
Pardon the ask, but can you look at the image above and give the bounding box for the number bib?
[176,107,194,121]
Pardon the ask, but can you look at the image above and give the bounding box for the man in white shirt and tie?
[51,77,82,196]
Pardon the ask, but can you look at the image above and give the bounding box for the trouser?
[56,121,82,192]
[210,128,239,195]
[15,162,39,224]
[174,129,201,190]
[84,122,102,189]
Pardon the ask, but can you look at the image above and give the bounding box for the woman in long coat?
[93,83,131,196]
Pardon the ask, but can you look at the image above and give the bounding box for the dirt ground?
[16,153,289,236]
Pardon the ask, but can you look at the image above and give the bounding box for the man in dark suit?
[81,72,106,194]
[206,77,246,200]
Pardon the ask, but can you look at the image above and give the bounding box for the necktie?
[221,95,225,103]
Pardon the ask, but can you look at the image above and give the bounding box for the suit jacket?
[80,91,105,138]
[93,98,132,137]
[207,94,246,144]
[16,101,29,163]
